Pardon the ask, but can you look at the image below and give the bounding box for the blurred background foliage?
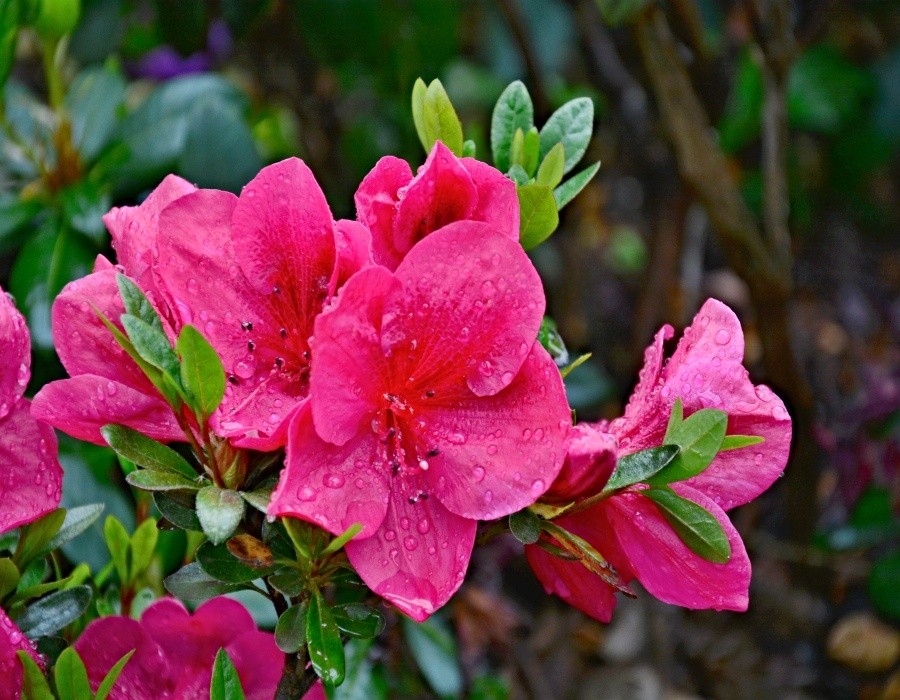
[0,0,897,698]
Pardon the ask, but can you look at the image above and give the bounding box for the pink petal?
[389,221,545,397]
[354,156,412,270]
[270,405,391,538]
[0,399,62,531]
[330,219,374,293]
[606,483,751,611]
[544,422,618,504]
[461,157,520,240]
[0,289,30,417]
[154,189,304,446]
[420,345,570,520]
[51,270,158,395]
[1,609,40,700]
[74,615,172,699]
[103,174,196,295]
[345,484,476,621]
[392,142,478,260]
[32,376,183,445]
[310,266,400,446]
[92,254,115,272]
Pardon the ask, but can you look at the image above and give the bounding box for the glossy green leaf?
[648,408,728,484]
[196,486,245,545]
[101,425,196,478]
[15,586,93,638]
[491,81,534,172]
[117,274,164,334]
[163,562,246,604]
[177,324,226,422]
[403,614,462,699]
[275,602,308,653]
[126,469,200,492]
[154,491,202,531]
[509,509,542,545]
[120,314,181,382]
[518,183,559,249]
[539,97,593,174]
[94,650,135,700]
[644,487,731,563]
[196,541,273,583]
[307,589,345,686]
[603,445,680,492]
[554,161,600,209]
[17,650,54,700]
[210,648,246,700]
[332,603,385,640]
[53,647,92,700]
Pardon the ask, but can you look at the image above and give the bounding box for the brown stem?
[275,651,317,700]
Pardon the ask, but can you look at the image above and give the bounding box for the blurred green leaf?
[65,65,127,162]
[403,614,462,699]
[718,49,764,154]
[869,551,900,621]
[0,0,19,91]
[0,557,19,598]
[154,0,207,55]
[331,639,384,700]
[43,504,104,555]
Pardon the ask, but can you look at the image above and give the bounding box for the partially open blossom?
[0,288,62,699]
[355,141,519,270]
[73,597,283,700]
[153,159,372,448]
[271,222,570,620]
[526,299,792,622]
[32,176,196,445]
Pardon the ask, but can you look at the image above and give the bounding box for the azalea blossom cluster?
[0,131,791,695]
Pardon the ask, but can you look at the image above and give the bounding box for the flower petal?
[461,157,519,240]
[355,156,412,270]
[270,405,391,538]
[606,483,751,611]
[0,399,62,531]
[544,422,618,504]
[310,266,400,446]
[392,142,477,259]
[421,345,570,520]
[0,289,30,417]
[345,485,475,621]
[32,376,183,445]
[388,221,545,397]
[1,608,40,700]
[103,174,196,294]
[331,219,374,293]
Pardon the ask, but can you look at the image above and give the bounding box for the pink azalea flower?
[73,597,283,700]
[0,288,63,698]
[153,159,372,449]
[32,176,197,445]
[270,222,571,620]
[526,299,792,622]
[355,141,519,270]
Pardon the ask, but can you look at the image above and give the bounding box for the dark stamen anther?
[241,321,253,331]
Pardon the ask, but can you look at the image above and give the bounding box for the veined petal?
[355,156,412,270]
[544,422,618,503]
[0,399,62,531]
[345,485,475,621]
[0,289,30,417]
[32,376,182,446]
[461,157,519,240]
[331,219,374,293]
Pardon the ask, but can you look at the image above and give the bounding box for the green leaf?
[0,0,19,91]
[43,504,104,555]
[869,551,900,621]
[664,398,684,442]
[554,161,600,209]
[196,486,245,545]
[53,647,92,700]
[196,541,273,583]
[17,650,54,700]
[163,562,246,604]
[517,183,559,249]
[537,317,569,366]
[522,127,540,176]
[719,435,766,451]
[539,97,593,175]
[239,483,274,514]
[508,509,542,545]
[421,79,464,156]
[461,139,476,158]
[210,649,246,700]
[94,650,135,700]
[275,602,308,653]
[176,324,226,422]
[535,142,565,188]
[126,469,200,492]
[321,523,362,557]
[117,274,164,334]
[103,516,130,584]
[65,65,127,162]
[491,81,534,172]
[129,518,159,582]
[411,77,427,151]
[101,424,196,478]
[603,445,680,492]
[403,614,462,699]
[332,603,385,640]
[331,639,383,700]
[649,408,728,484]
[154,491,201,531]
[559,352,592,380]
[507,164,530,186]
[120,314,181,383]
[15,586,93,638]
[14,509,65,569]
[0,557,19,598]
[644,487,731,563]
[307,588,345,687]
[509,127,525,169]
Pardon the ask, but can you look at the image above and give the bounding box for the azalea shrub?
[0,6,795,700]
